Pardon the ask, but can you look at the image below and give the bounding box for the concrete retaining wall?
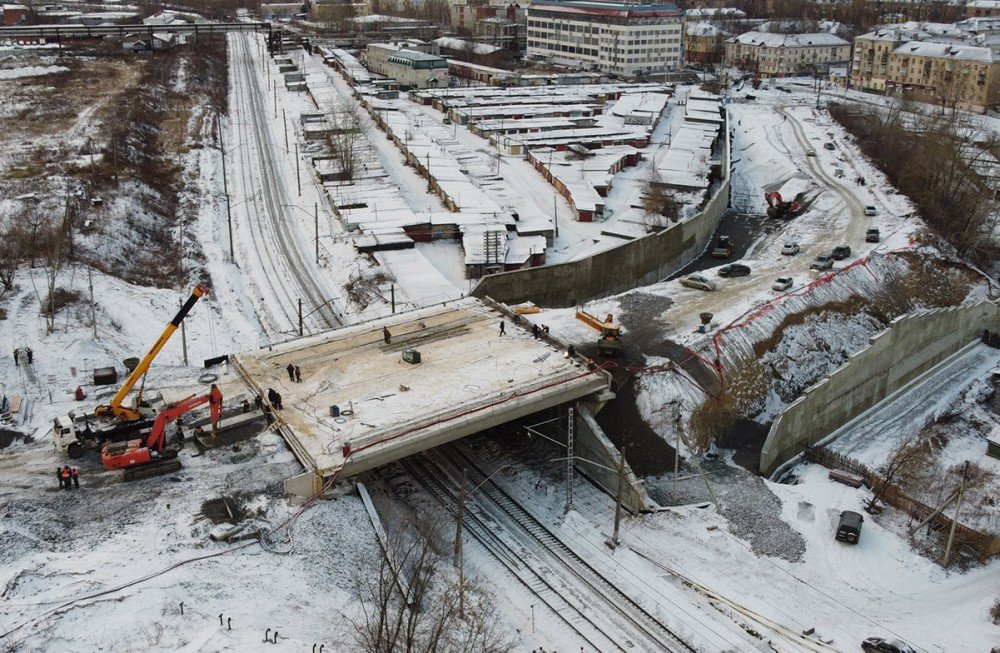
[761,301,1000,477]
[470,116,730,308]
[574,404,656,513]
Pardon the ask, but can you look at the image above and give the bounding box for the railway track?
[403,446,698,652]
[229,34,340,333]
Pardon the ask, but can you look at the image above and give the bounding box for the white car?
[781,242,800,256]
[772,277,794,291]
[864,205,877,216]
[680,274,717,291]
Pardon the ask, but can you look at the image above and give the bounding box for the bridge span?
[0,22,272,39]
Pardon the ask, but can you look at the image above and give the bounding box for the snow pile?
[0,65,68,80]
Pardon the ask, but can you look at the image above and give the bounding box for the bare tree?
[353,519,513,653]
[329,100,370,182]
[0,219,27,295]
[866,437,927,513]
[641,170,681,231]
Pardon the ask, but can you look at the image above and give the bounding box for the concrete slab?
[233,298,610,479]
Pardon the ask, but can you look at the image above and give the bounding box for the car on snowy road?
[717,263,751,278]
[810,255,834,271]
[772,277,793,291]
[831,245,852,260]
[823,142,835,151]
[861,637,916,653]
[680,274,717,291]
[866,228,881,243]
[864,205,877,216]
[781,242,800,255]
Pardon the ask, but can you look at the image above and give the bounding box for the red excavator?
[101,384,223,481]
[765,191,799,219]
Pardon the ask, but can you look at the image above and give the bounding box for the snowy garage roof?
[726,31,848,48]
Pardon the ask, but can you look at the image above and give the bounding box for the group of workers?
[13,347,34,367]
[56,466,80,490]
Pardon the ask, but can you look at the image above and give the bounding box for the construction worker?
[60,466,72,491]
[56,466,64,489]
[241,398,250,413]
[382,326,391,344]
[294,366,301,383]
[274,391,283,410]
[13,348,19,367]
[26,347,32,364]
[531,324,540,339]
[499,320,506,336]
[254,394,263,411]
[72,468,79,489]
[286,363,295,381]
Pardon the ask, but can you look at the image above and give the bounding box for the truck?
[711,235,733,258]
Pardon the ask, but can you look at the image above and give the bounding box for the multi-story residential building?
[724,31,851,75]
[684,22,728,64]
[364,43,450,88]
[967,0,1000,18]
[526,1,683,78]
[852,21,1000,112]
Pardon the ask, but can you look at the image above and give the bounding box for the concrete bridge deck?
[233,298,611,480]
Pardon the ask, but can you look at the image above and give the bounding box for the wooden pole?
[611,446,625,548]
[454,468,467,617]
[942,461,969,567]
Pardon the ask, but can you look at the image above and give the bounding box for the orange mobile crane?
[575,310,622,357]
[101,385,223,481]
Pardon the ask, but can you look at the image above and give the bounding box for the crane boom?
[95,284,207,421]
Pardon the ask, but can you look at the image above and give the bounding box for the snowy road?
[827,341,1000,466]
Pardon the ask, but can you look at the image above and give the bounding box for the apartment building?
[365,43,450,88]
[684,23,728,64]
[526,1,682,78]
[724,31,851,75]
[852,22,1000,112]
[967,0,1000,18]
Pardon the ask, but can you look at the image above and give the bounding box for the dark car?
[866,228,880,243]
[823,142,836,150]
[831,245,852,260]
[717,263,751,278]
[861,637,916,653]
[836,510,864,543]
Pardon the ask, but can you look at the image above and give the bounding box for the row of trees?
[830,101,1000,273]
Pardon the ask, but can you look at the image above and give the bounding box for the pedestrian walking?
[286,363,295,382]
[61,466,71,491]
[499,320,506,336]
[26,347,33,365]
[56,466,64,489]
[13,348,19,367]
[294,366,301,383]
[72,468,79,489]
[382,326,391,344]
[275,391,283,410]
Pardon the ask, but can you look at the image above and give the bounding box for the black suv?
[862,637,915,653]
[831,245,852,260]
[717,263,751,278]
[866,228,880,243]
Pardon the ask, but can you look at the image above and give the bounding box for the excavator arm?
[96,285,207,421]
[145,385,223,453]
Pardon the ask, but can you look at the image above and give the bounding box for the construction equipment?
[575,310,622,357]
[95,284,207,422]
[711,235,733,258]
[764,191,800,219]
[101,384,223,481]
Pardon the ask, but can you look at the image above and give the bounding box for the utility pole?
[88,266,97,340]
[295,143,301,196]
[111,130,118,183]
[565,406,574,513]
[553,194,559,239]
[217,115,234,264]
[314,202,319,264]
[942,461,969,567]
[283,109,288,153]
[454,468,467,617]
[610,446,625,548]
[273,79,277,119]
[179,300,189,366]
[673,407,681,503]
[298,298,303,336]
[390,284,395,314]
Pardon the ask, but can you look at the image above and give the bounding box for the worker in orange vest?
[60,466,72,491]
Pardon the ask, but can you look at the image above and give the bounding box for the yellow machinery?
[575,310,622,357]
[95,284,207,421]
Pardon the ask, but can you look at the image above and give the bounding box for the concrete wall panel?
[761,301,1000,476]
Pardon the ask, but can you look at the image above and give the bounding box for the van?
[836,510,864,543]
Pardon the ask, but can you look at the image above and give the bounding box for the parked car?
[831,245,852,260]
[833,167,845,178]
[823,142,835,151]
[772,277,794,291]
[866,228,881,243]
[810,254,834,271]
[680,274,717,291]
[836,510,864,543]
[806,149,816,157]
[781,242,800,256]
[864,205,877,216]
[861,637,916,653]
[442,117,452,125]
[718,263,751,278]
